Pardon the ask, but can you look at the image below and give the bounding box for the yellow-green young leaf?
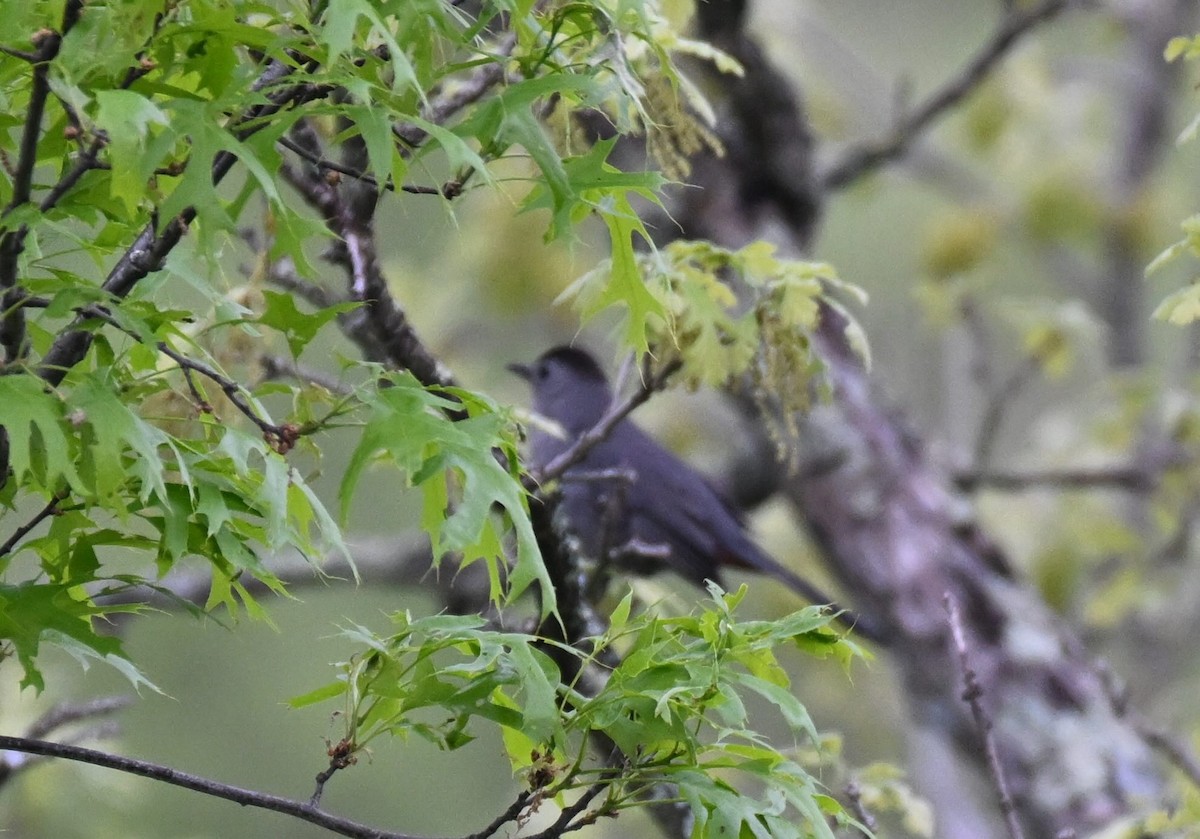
[1146,216,1200,275]
[1153,284,1200,324]
[1165,35,1200,62]
[1179,110,1200,146]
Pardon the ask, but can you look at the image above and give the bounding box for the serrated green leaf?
[94,90,171,213]
[256,289,358,358]
[341,374,552,613]
[0,374,80,492]
[0,582,148,692]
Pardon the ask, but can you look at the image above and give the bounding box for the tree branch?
[522,779,610,839]
[972,354,1040,472]
[153,340,300,454]
[0,490,69,558]
[820,0,1074,190]
[0,695,132,788]
[22,296,303,453]
[0,1,83,361]
[0,735,424,839]
[462,790,533,839]
[279,124,456,388]
[1100,664,1200,792]
[38,58,331,387]
[843,780,877,838]
[276,134,466,197]
[945,594,1025,839]
[259,353,354,395]
[955,465,1155,493]
[94,533,492,621]
[531,357,682,484]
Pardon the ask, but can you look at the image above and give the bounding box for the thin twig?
[277,134,461,196]
[309,739,356,807]
[843,779,877,837]
[263,254,338,308]
[259,354,354,395]
[24,696,134,740]
[532,358,682,484]
[0,490,69,558]
[0,695,132,787]
[0,44,39,62]
[973,355,1040,472]
[23,295,300,452]
[945,594,1025,839]
[0,735,422,839]
[91,532,491,619]
[1132,716,1200,790]
[153,340,298,451]
[462,790,533,839]
[821,0,1073,190]
[956,466,1154,493]
[1099,664,1200,791]
[522,780,610,839]
[960,296,996,403]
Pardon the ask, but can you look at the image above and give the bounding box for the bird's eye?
[534,364,549,381]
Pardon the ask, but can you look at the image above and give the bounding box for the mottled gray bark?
[646,1,1173,835]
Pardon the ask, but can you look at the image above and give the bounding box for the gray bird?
[509,346,875,639]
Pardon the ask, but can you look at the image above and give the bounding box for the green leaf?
[345,104,396,190]
[0,582,155,693]
[93,90,171,213]
[68,371,181,507]
[340,374,552,613]
[320,0,419,94]
[0,374,80,492]
[256,290,358,357]
[1152,283,1200,325]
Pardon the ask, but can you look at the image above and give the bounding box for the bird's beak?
[506,361,532,381]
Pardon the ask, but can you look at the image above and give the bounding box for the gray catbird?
[510,346,875,639]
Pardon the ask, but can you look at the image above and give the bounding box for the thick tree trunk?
[646,0,1172,834]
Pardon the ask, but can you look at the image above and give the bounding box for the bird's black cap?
[507,346,608,383]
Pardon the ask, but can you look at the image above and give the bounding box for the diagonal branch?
[279,124,456,388]
[0,695,131,788]
[38,58,331,387]
[22,296,303,453]
[276,134,466,197]
[820,0,1074,190]
[0,490,69,558]
[532,357,682,484]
